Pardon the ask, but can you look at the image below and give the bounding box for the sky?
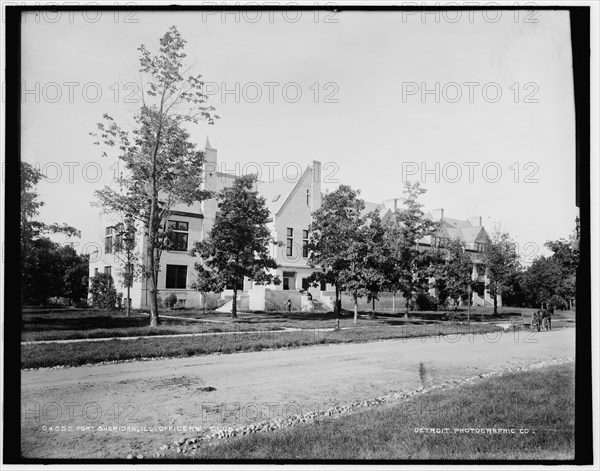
[19,8,578,263]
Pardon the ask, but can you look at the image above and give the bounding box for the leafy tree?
[91,26,218,326]
[21,162,85,305]
[544,237,578,309]
[307,185,365,317]
[482,229,521,315]
[433,238,474,312]
[90,273,117,309]
[22,238,64,305]
[384,182,438,315]
[362,212,393,318]
[521,223,579,310]
[521,256,562,308]
[60,246,90,304]
[338,211,390,323]
[191,175,280,318]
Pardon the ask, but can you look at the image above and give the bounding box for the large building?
[89,139,499,311]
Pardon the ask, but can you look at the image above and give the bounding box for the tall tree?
[521,255,562,308]
[363,212,393,318]
[91,26,218,326]
[433,237,474,312]
[339,210,389,323]
[522,221,579,310]
[21,162,84,305]
[191,175,280,319]
[60,246,90,304]
[482,229,521,315]
[307,185,365,317]
[384,182,438,315]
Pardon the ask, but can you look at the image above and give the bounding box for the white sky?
[20,8,578,262]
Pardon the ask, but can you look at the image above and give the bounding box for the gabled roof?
[256,177,298,215]
[443,226,464,241]
[363,200,384,216]
[416,215,488,245]
[460,226,485,244]
[440,217,472,229]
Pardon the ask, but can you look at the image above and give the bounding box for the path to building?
[21,325,330,345]
[22,314,527,346]
[21,327,575,459]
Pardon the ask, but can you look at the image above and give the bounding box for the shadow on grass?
[22,310,198,332]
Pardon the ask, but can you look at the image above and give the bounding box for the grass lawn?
[22,322,506,369]
[21,307,575,369]
[22,306,574,342]
[182,362,575,461]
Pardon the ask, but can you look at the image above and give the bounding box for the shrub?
[89,273,117,309]
[548,294,569,310]
[73,299,89,308]
[414,292,438,311]
[166,293,178,309]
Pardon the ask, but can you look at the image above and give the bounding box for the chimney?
[311,161,322,211]
[469,216,482,227]
[431,208,444,221]
[202,138,218,191]
[201,137,218,236]
[384,198,401,212]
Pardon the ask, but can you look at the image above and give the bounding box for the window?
[166,265,187,289]
[283,271,295,291]
[105,226,114,254]
[302,278,310,290]
[113,234,123,253]
[306,189,310,205]
[105,224,127,254]
[94,268,99,277]
[320,280,327,291]
[167,220,189,251]
[286,228,293,257]
[104,266,111,276]
[302,229,309,257]
[113,223,124,253]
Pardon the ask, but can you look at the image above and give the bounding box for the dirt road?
[21,327,575,459]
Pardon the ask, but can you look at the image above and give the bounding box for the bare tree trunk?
[232,286,238,319]
[353,294,358,324]
[147,97,165,328]
[148,244,159,327]
[371,297,376,318]
[392,291,396,313]
[404,294,410,319]
[335,283,340,316]
[493,294,498,315]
